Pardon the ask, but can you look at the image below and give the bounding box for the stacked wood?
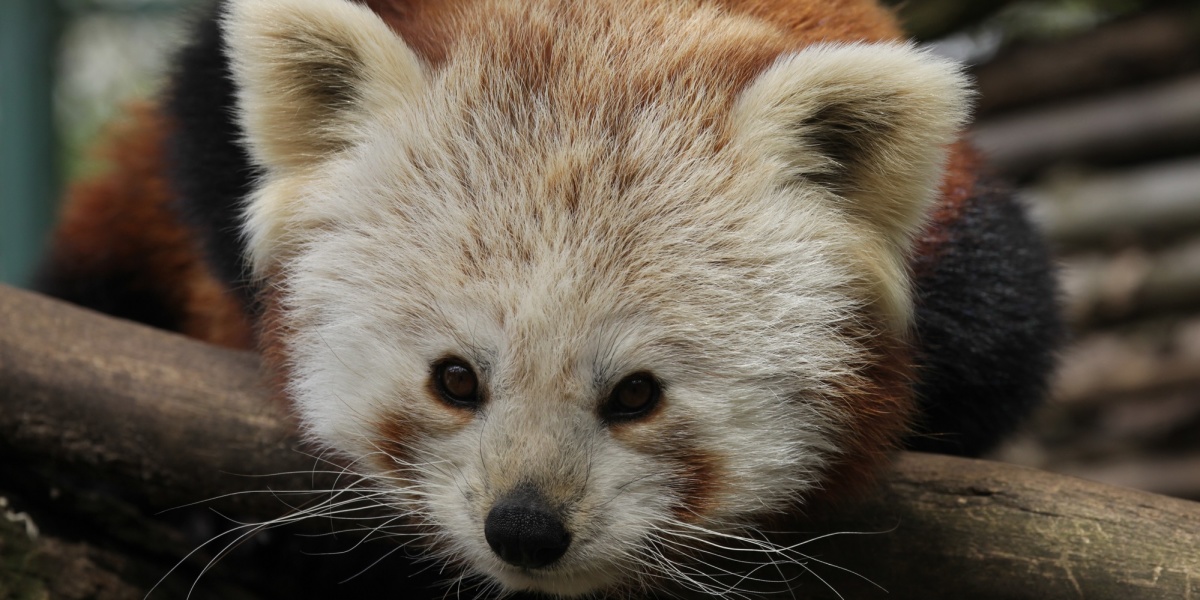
[1058,241,1200,326]
[972,2,1200,501]
[972,74,1200,176]
[1027,158,1200,250]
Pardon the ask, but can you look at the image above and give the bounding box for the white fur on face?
[278,115,864,594]
[224,0,969,595]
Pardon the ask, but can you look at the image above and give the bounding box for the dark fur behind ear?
[165,0,259,311]
[905,182,1063,456]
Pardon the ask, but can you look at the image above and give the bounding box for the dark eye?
[604,372,661,421]
[433,358,482,408]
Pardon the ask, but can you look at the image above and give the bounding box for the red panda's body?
[37,0,1059,596]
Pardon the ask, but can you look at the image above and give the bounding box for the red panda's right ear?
[730,43,970,331]
[223,0,426,174]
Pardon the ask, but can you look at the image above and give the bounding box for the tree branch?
[2,284,1198,598]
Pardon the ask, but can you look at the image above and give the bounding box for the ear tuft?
[732,43,972,251]
[222,0,425,173]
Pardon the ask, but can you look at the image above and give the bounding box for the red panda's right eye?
[433,359,482,408]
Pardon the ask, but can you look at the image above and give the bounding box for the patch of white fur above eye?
[731,42,972,332]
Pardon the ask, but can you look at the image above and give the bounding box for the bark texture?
[1,284,1198,598]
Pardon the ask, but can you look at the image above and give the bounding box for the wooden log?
[0,507,142,600]
[801,453,1200,599]
[0,501,261,600]
[1,284,1199,598]
[0,285,433,598]
[974,4,1200,116]
[971,74,1200,177]
[0,283,316,517]
[1025,157,1200,248]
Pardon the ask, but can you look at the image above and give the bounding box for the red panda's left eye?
[433,359,481,408]
[604,373,661,421]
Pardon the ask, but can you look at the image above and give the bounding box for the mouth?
[487,560,619,597]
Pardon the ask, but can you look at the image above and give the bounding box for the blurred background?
[1,0,1199,501]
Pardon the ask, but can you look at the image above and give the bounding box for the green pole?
[1,0,62,287]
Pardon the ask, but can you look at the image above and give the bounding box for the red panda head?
[223,0,968,594]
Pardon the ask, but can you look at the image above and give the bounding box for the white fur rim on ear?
[731,42,972,331]
[732,42,971,243]
[223,0,426,173]
[223,0,427,275]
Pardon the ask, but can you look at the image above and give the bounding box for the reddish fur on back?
[43,105,254,349]
[915,141,984,268]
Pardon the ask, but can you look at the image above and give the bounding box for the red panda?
[36,0,1060,596]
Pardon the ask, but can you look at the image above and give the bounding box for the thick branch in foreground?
[803,453,1200,599]
[0,286,315,517]
[1,284,1199,598]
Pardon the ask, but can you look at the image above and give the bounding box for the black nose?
[484,487,571,569]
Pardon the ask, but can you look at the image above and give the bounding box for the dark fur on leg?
[905,182,1062,456]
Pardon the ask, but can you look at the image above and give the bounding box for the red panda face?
[223,0,967,594]
[273,129,870,594]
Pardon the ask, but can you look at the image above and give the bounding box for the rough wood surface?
[0,511,142,600]
[0,284,318,517]
[2,284,1199,598]
[0,507,260,600]
[802,453,1200,599]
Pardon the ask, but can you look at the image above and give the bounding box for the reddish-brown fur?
[914,141,984,270]
[44,105,253,349]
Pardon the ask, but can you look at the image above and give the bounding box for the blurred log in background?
[918,0,1200,503]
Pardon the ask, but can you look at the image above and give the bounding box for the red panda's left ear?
[223,0,426,175]
[731,43,972,255]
